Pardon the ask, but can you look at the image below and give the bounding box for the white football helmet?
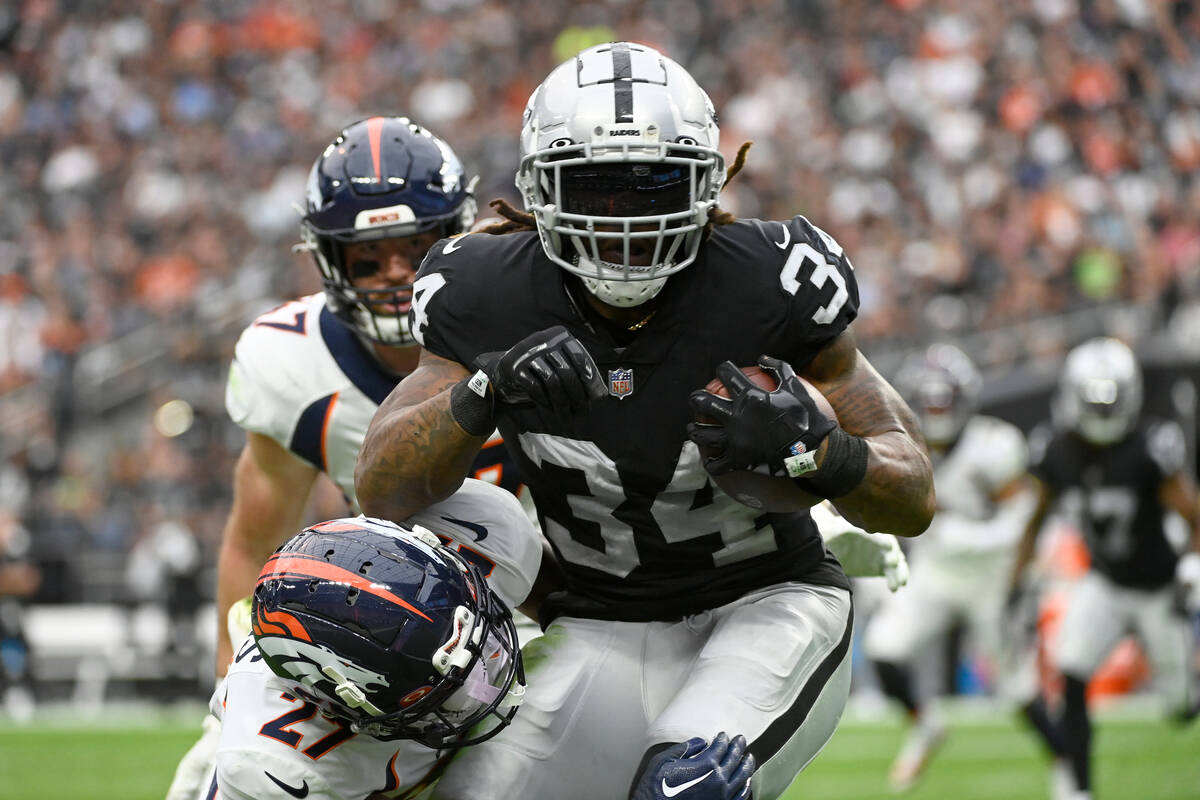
[1054,337,1143,445]
[895,343,982,447]
[516,42,725,308]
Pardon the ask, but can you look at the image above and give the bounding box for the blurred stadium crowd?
[0,0,1198,685]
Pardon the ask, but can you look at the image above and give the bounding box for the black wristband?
[793,427,868,499]
[449,374,495,437]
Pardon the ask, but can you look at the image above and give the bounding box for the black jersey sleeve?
[763,215,861,363]
[409,233,543,368]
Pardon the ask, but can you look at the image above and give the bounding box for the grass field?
[1,702,1196,800]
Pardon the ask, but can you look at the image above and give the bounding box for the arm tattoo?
[803,330,934,535]
[355,354,484,520]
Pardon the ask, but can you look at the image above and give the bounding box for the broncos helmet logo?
[256,636,391,694]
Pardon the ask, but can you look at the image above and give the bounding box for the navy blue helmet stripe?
[611,42,634,123]
[290,394,335,472]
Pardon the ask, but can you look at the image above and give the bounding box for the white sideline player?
[861,344,1040,792]
[166,117,521,800]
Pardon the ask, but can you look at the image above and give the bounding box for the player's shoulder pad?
[713,215,858,329]
[216,748,337,800]
[966,415,1030,486]
[417,230,538,280]
[229,295,324,389]
[411,231,543,353]
[1145,417,1187,476]
[227,294,332,428]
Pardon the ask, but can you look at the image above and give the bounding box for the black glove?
[687,356,836,477]
[475,325,607,413]
[630,732,755,800]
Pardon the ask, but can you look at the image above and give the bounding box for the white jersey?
[919,415,1031,554]
[226,293,391,511]
[207,480,542,800]
[226,293,519,512]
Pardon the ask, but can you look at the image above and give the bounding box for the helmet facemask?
[300,196,476,347]
[517,42,725,308]
[519,142,723,307]
[299,116,477,345]
[344,565,525,748]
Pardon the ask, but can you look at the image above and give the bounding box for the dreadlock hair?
[480,141,753,235]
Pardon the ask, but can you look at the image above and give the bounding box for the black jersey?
[412,217,858,621]
[1030,417,1188,589]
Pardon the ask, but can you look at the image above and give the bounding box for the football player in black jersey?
[356,43,934,800]
[1007,337,1200,800]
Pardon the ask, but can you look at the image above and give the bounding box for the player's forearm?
[1159,473,1200,553]
[356,385,488,522]
[830,430,935,536]
[214,534,277,675]
[809,340,934,536]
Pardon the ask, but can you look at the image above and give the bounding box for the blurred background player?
[166,116,520,800]
[1008,336,1200,800]
[861,343,1040,792]
[0,504,40,722]
[209,509,752,800]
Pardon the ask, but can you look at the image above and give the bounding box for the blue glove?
[630,732,754,800]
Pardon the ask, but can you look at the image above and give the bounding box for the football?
[696,365,838,513]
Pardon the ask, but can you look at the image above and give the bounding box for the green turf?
[0,705,1196,799]
[784,710,1200,800]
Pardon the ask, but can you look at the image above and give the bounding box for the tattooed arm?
[802,330,935,537]
[355,350,487,522]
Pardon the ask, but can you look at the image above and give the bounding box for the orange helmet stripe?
[260,553,434,622]
[366,116,385,183]
[307,519,363,534]
[253,605,313,642]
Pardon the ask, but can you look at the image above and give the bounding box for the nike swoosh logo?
[662,770,714,797]
[264,772,310,798]
[443,235,468,254]
[774,224,790,250]
[440,515,489,542]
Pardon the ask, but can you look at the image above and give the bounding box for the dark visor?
[559,163,693,217]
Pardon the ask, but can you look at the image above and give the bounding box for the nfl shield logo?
[609,368,633,399]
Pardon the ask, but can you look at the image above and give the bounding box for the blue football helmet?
[895,343,982,447]
[299,116,477,345]
[252,516,524,748]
